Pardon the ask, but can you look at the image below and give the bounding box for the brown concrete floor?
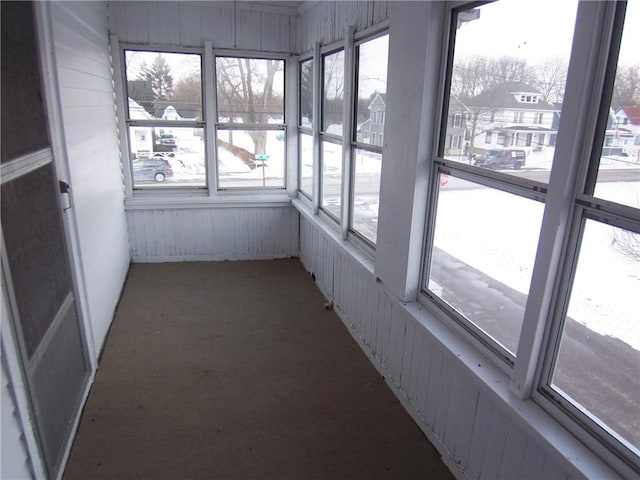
[64,259,454,479]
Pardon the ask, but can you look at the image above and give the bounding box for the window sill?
[292,196,375,277]
[125,192,293,210]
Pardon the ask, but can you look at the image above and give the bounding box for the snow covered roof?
[128,98,151,120]
[466,82,557,111]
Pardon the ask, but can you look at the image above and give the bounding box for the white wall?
[107,0,296,52]
[48,1,130,355]
[127,205,299,262]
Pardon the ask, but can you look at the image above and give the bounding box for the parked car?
[473,148,526,170]
[132,158,173,182]
[159,133,176,146]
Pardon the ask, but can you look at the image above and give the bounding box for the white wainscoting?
[107,1,296,52]
[299,215,585,480]
[127,205,299,262]
[297,0,388,53]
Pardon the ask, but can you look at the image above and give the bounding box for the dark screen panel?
[1,1,50,163]
[1,163,73,357]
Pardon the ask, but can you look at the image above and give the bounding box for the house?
[613,106,640,158]
[2,2,638,480]
[444,96,471,157]
[465,82,559,154]
[357,93,386,146]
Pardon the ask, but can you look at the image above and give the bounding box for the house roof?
[128,97,151,120]
[466,82,557,111]
[618,106,640,125]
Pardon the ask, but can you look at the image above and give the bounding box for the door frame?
[1,2,98,478]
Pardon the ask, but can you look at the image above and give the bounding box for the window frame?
[213,50,288,192]
[419,1,639,475]
[298,53,315,201]
[119,44,207,194]
[348,28,389,250]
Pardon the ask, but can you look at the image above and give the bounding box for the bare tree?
[531,56,568,103]
[216,57,283,154]
[452,55,534,101]
[611,64,640,109]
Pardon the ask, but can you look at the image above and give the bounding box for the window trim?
[119,44,207,194]
[213,51,288,192]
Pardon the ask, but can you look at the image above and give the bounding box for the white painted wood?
[375,1,445,302]
[108,1,296,53]
[297,212,619,480]
[47,0,131,357]
[126,206,299,262]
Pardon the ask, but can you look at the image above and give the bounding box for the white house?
[465,82,560,154]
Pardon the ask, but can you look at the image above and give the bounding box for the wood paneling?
[299,216,576,480]
[108,1,295,52]
[127,206,299,262]
[1,353,33,480]
[49,0,131,355]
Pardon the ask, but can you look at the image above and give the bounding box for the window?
[215,56,285,189]
[538,0,640,469]
[513,111,524,123]
[426,1,638,474]
[351,32,389,245]
[299,58,314,199]
[124,50,205,188]
[485,131,492,144]
[320,49,345,220]
[453,113,462,127]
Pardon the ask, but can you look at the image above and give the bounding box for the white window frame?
[297,53,316,202]
[420,2,639,476]
[213,50,288,193]
[116,44,207,197]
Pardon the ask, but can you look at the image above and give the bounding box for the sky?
[455,0,639,66]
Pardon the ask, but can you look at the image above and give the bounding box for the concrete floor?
[64,259,454,479]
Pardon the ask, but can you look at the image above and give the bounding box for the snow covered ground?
[434,181,639,350]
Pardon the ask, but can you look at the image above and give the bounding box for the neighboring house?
[368,93,386,147]
[128,97,153,157]
[613,107,640,158]
[356,93,386,146]
[465,82,560,153]
[444,96,472,157]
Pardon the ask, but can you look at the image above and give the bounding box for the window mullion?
[340,26,356,240]
[204,41,217,195]
[312,42,322,214]
[511,0,616,400]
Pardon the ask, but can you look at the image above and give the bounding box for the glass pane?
[444,1,578,182]
[300,59,314,128]
[300,133,313,197]
[594,0,640,208]
[355,35,389,147]
[216,57,284,124]
[428,176,544,355]
[323,50,345,134]
[351,149,381,244]
[130,126,205,187]
[217,129,285,189]
[125,51,202,120]
[321,140,342,219]
[552,220,639,454]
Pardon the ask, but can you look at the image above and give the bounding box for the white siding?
[1,347,34,480]
[127,205,299,262]
[299,216,579,480]
[107,1,296,52]
[297,0,388,53]
[49,1,130,354]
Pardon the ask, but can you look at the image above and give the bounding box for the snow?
[435,181,640,350]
